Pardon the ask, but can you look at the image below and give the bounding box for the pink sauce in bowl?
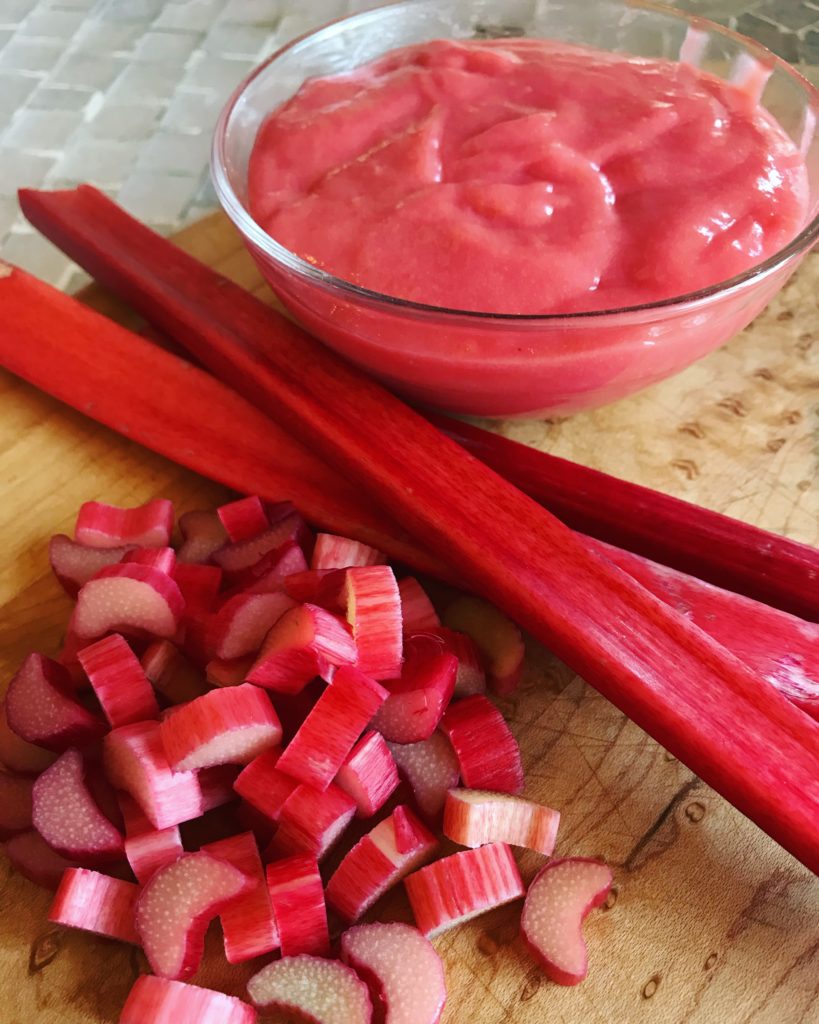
[213,0,819,418]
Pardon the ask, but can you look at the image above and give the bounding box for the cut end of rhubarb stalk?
[49,867,140,944]
[341,922,446,1024]
[371,635,457,744]
[73,563,184,640]
[387,732,460,819]
[443,789,560,856]
[135,851,252,981]
[520,857,613,986]
[49,534,135,598]
[120,975,258,1024]
[443,596,525,696]
[208,591,295,661]
[247,955,372,1022]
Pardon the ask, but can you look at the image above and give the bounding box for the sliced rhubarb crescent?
[207,591,295,660]
[520,857,613,986]
[49,867,140,943]
[135,851,252,980]
[443,789,560,855]
[443,596,525,695]
[335,730,399,818]
[78,633,160,728]
[371,636,457,744]
[247,955,372,1022]
[341,922,446,1024]
[440,695,523,794]
[120,975,258,1024]
[49,534,135,598]
[266,854,328,957]
[74,498,173,548]
[73,563,184,641]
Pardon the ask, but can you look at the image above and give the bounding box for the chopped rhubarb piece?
[435,628,486,697]
[312,533,386,571]
[247,603,357,693]
[398,578,441,633]
[120,976,258,1024]
[72,563,184,641]
[234,748,296,822]
[214,513,307,576]
[173,562,223,612]
[0,771,33,839]
[276,667,387,790]
[78,633,160,728]
[444,789,560,855]
[228,540,308,595]
[3,829,76,889]
[123,545,177,574]
[205,655,253,688]
[141,640,207,705]
[371,636,457,744]
[345,566,402,680]
[49,867,139,943]
[443,597,525,696]
[247,955,371,1021]
[405,842,524,937]
[521,857,613,986]
[177,510,229,565]
[218,495,270,543]
[441,696,523,794]
[203,831,279,963]
[159,684,281,772]
[6,653,104,751]
[341,922,446,1024]
[387,732,460,819]
[136,851,252,980]
[326,805,437,922]
[125,814,184,885]
[75,498,173,549]
[0,699,55,774]
[208,591,295,660]
[266,854,329,957]
[269,781,357,860]
[49,534,135,598]
[104,720,204,829]
[32,749,123,861]
[283,568,347,610]
[335,730,399,817]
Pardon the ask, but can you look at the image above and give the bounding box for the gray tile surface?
[0,0,815,287]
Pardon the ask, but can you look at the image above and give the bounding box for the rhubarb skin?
[120,976,258,1024]
[206,591,295,661]
[247,955,372,1021]
[405,842,525,937]
[49,867,140,944]
[397,577,441,633]
[268,781,357,860]
[443,789,560,855]
[520,857,612,986]
[335,730,400,817]
[440,696,524,795]
[77,633,160,728]
[345,566,403,680]
[233,748,296,822]
[125,824,184,885]
[217,495,270,543]
[265,854,329,957]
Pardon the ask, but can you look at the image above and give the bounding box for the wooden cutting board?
[1,212,818,1024]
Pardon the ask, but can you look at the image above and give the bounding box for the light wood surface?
[1,213,818,1024]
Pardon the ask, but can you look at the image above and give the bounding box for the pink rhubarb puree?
[248,38,808,315]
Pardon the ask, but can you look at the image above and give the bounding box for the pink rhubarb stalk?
[120,976,258,1024]
[78,633,160,728]
[265,854,329,957]
[443,789,560,855]
[49,867,140,943]
[344,566,402,680]
[441,696,524,795]
[74,498,173,549]
[335,730,399,817]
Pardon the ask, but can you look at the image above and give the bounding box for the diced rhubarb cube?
[326,805,438,923]
[371,635,457,744]
[49,867,139,943]
[440,696,523,794]
[520,858,613,986]
[72,563,184,641]
[247,604,357,694]
[104,721,204,830]
[387,732,460,819]
[247,956,372,1020]
[49,534,135,598]
[218,496,270,543]
[177,509,228,565]
[172,563,223,613]
[203,831,279,963]
[443,597,525,696]
[443,789,560,855]
[120,976,258,1024]
[0,699,56,774]
[398,578,441,633]
[435,628,486,697]
[335,730,399,818]
[159,685,281,772]
[78,633,160,728]
[276,667,387,791]
[122,546,177,574]
[207,591,295,660]
[265,854,329,957]
[0,771,33,839]
[233,748,296,822]
[341,922,446,1024]
[268,781,356,860]
[75,498,173,549]
[3,829,76,890]
[345,566,402,680]
[312,533,386,571]
[405,842,524,937]
[141,640,208,705]
[6,653,104,752]
[283,568,347,610]
[213,513,307,576]
[135,851,252,980]
[32,749,123,862]
[205,656,254,688]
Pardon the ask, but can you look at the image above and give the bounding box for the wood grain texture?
[1,213,818,1024]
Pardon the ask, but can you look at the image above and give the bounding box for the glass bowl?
[212,0,819,419]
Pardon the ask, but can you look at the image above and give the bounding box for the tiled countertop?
[1,0,817,289]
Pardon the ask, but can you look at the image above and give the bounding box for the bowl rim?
[211,0,819,323]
